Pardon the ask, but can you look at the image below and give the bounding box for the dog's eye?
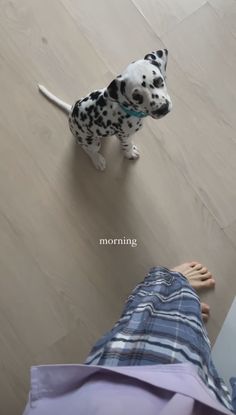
[132,90,143,104]
[153,77,164,88]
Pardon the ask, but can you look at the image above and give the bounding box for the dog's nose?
[156,102,169,116]
[152,102,170,117]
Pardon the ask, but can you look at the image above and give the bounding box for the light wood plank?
[0,303,33,414]
[209,0,236,38]
[157,3,236,227]
[61,0,163,73]
[0,0,111,99]
[0,119,119,337]
[224,220,236,249]
[209,0,236,17]
[0,207,73,355]
[133,0,206,36]
[34,318,98,365]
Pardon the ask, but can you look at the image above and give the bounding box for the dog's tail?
[38,84,72,114]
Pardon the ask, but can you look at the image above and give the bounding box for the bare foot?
[171,262,215,291]
[201,303,210,323]
[171,262,215,322]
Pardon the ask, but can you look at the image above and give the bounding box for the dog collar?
[119,103,148,118]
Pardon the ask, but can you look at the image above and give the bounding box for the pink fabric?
[23,363,232,415]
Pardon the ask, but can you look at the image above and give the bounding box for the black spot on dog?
[141,81,146,87]
[97,95,106,108]
[155,94,159,98]
[150,101,155,106]
[96,115,103,126]
[128,122,133,128]
[152,70,156,75]
[103,110,107,116]
[86,105,94,114]
[142,75,146,79]
[75,120,84,132]
[153,77,163,88]
[107,79,118,100]
[149,84,154,89]
[157,50,163,58]
[72,104,79,117]
[132,91,143,104]
[82,97,89,102]
[94,109,99,118]
[117,75,122,78]
[107,120,112,126]
[86,137,93,145]
[80,112,87,121]
[104,91,108,98]
[120,81,126,95]
[150,60,160,69]
[90,91,101,100]
[144,53,156,61]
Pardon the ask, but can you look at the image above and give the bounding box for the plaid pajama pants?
[85,267,233,412]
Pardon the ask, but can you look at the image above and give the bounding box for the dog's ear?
[144,49,168,78]
[107,79,120,100]
[107,76,127,101]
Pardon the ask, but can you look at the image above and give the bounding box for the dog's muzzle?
[151,101,171,118]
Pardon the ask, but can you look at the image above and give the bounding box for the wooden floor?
[0,0,236,413]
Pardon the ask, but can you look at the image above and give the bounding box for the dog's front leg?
[117,133,140,160]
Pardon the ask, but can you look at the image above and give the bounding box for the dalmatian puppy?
[38,49,172,171]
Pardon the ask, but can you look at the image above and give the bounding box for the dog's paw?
[124,145,140,160]
[92,153,106,171]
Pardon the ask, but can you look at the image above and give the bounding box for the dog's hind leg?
[81,137,106,171]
